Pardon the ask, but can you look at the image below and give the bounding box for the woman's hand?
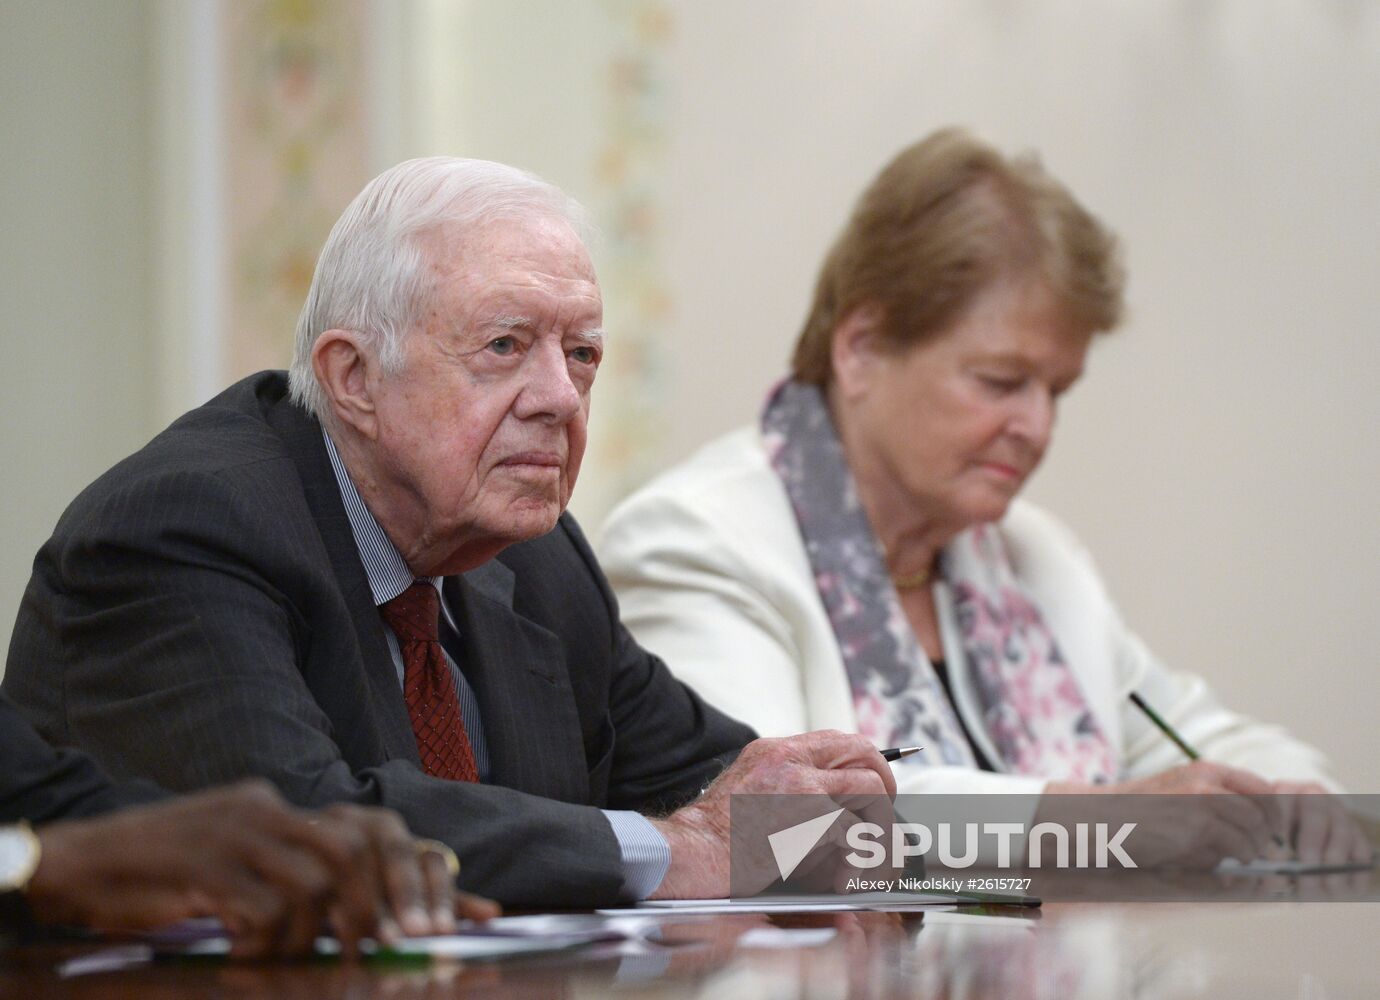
[1270,780,1374,866]
[1043,763,1374,868]
[1043,762,1280,866]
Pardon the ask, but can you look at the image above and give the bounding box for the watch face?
[0,827,39,891]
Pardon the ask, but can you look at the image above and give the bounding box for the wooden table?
[4,900,1378,998]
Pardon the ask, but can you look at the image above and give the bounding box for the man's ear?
[829,304,887,402]
[312,329,379,439]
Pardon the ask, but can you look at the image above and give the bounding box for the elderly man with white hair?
[4,158,895,907]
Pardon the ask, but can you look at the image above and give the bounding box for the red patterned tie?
[379,582,479,783]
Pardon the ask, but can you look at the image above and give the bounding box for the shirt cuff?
[601,809,671,900]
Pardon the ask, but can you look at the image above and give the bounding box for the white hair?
[287,157,592,420]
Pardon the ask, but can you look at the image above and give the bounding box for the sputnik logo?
[767,807,846,881]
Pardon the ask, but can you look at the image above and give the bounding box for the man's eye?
[488,337,516,356]
[570,346,598,365]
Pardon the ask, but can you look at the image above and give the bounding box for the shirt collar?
[322,430,441,607]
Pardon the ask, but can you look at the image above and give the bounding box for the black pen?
[1128,692,1200,761]
[880,746,924,762]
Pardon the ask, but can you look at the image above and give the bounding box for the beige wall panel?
[651,0,1380,790]
[0,0,157,664]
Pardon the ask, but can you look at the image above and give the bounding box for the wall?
[2,1,1375,792]
[416,1,1380,791]
[0,0,158,661]
[655,0,1380,791]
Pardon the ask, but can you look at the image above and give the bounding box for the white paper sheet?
[640,890,954,910]
[1216,857,1376,876]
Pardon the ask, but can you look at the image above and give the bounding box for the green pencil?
[1128,691,1200,761]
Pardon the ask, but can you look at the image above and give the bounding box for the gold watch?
[0,822,42,894]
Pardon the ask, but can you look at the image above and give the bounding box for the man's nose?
[515,340,582,423]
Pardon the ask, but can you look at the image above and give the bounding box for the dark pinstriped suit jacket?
[3,372,755,907]
[1,693,166,825]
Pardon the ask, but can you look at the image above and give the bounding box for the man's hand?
[649,731,896,899]
[25,780,499,956]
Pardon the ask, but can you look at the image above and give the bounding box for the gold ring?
[416,838,460,878]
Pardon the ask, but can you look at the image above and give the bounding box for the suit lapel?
[445,572,590,803]
[267,393,418,764]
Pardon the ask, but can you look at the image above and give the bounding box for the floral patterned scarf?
[761,379,1115,782]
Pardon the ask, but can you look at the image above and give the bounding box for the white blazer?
[598,425,1338,797]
